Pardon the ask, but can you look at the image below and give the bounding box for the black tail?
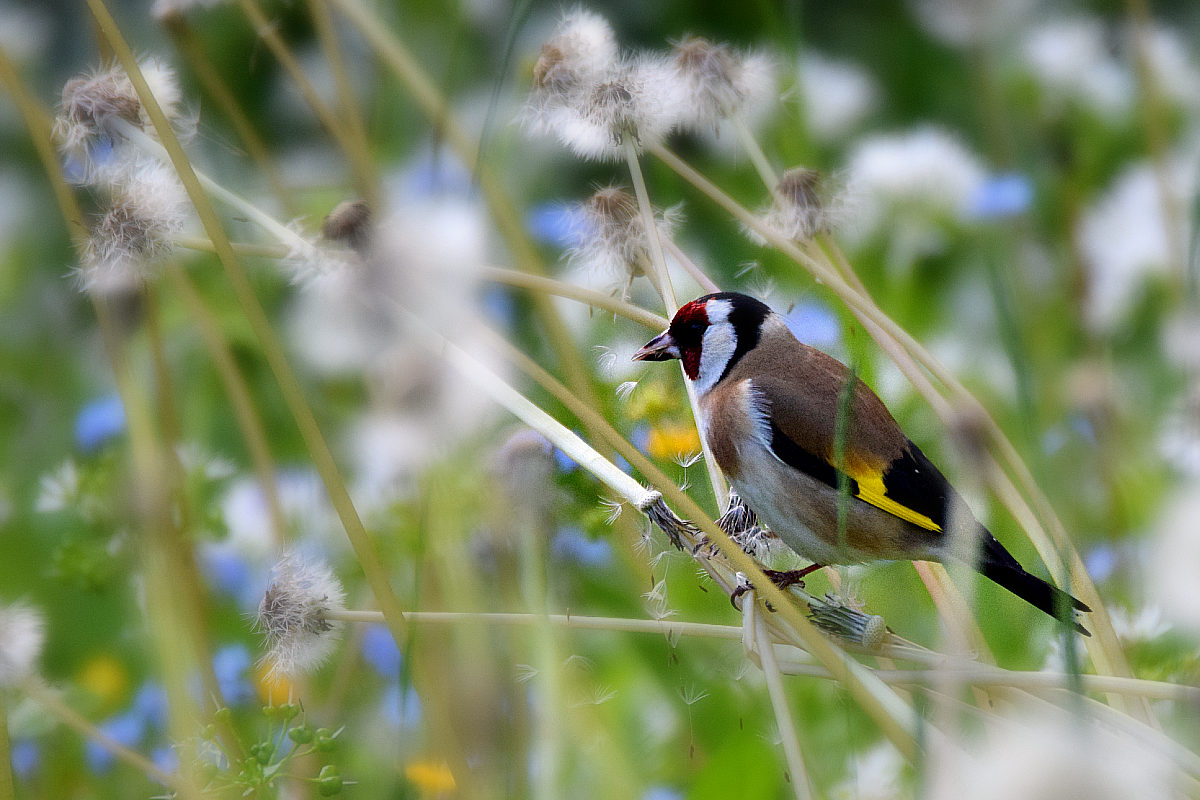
[973,533,1091,636]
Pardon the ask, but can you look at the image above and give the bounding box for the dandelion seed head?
[0,604,45,687]
[256,553,346,677]
[569,185,675,295]
[530,9,618,99]
[322,200,373,254]
[670,36,775,131]
[56,59,187,178]
[79,158,188,294]
[752,166,841,244]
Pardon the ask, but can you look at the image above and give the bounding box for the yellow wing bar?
[851,471,942,532]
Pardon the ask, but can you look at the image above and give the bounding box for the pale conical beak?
[633,330,680,362]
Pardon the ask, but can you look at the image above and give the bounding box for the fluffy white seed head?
[56,59,188,180]
[567,185,679,297]
[256,553,346,677]
[524,12,681,160]
[0,603,45,687]
[669,36,775,131]
[752,167,840,243]
[79,158,189,294]
[530,8,619,105]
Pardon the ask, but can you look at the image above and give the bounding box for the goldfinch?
[634,292,1090,634]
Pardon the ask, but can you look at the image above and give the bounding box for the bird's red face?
[633,298,709,379]
[633,292,771,395]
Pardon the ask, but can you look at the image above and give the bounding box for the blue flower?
[212,644,255,707]
[1085,544,1119,583]
[199,544,259,609]
[75,394,126,452]
[783,300,840,348]
[11,740,39,778]
[361,625,403,677]
[152,746,179,781]
[967,173,1033,220]
[86,712,144,773]
[643,788,684,800]
[527,203,586,247]
[381,683,423,730]
[552,527,613,567]
[395,153,473,199]
[132,683,169,731]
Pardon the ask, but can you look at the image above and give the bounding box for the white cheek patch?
[694,322,737,395]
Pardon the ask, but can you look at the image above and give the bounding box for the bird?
[633,291,1090,634]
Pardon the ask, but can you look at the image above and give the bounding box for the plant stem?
[480,267,668,329]
[168,264,288,545]
[85,2,428,745]
[749,595,815,800]
[22,680,180,788]
[623,137,728,507]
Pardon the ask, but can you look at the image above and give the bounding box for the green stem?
[85,0,421,728]
[0,694,13,800]
[748,597,815,800]
[168,265,288,545]
[22,680,180,788]
[480,267,668,329]
[162,15,296,215]
[234,0,380,207]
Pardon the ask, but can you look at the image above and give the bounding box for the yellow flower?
[404,760,456,795]
[646,423,700,462]
[254,661,293,705]
[78,653,128,710]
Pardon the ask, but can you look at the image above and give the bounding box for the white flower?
[796,53,878,142]
[1148,482,1200,635]
[908,0,1031,47]
[151,0,226,21]
[35,459,81,514]
[256,553,347,677]
[843,127,986,245]
[1076,161,1192,331]
[1141,25,1200,112]
[0,604,45,687]
[928,709,1175,800]
[1020,18,1134,119]
[831,743,905,800]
